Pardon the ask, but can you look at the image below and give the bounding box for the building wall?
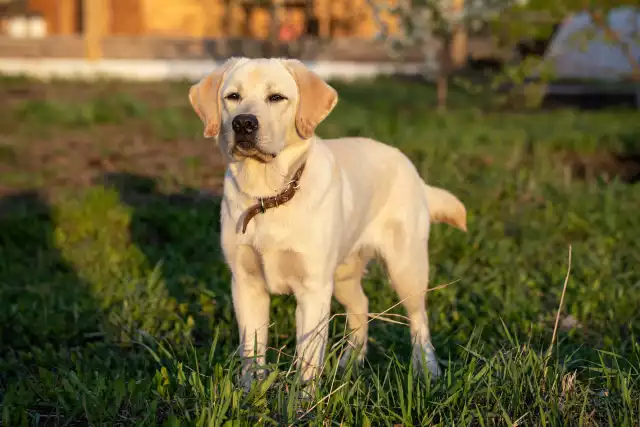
[28,0,80,34]
[27,0,399,40]
[110,0,144,35]
[139,0,223,37]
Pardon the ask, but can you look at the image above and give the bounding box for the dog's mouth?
[232,141,276,163]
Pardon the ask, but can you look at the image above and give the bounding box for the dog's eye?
[225,92,241,101]
[267,94,287,102]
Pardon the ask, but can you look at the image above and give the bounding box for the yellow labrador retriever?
[189,57,467,387]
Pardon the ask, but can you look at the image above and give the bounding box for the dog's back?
[319,136,466,232]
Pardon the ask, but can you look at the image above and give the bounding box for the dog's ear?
[189,58,240,138]
[283,59,338,140]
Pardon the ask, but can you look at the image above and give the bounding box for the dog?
[188,57,467,387]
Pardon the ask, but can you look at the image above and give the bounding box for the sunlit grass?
[0,76,639,425]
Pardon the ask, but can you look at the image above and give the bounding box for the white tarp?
[542,6,640,81]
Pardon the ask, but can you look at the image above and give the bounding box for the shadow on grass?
[0,192,102,363]
[99,172,235,345]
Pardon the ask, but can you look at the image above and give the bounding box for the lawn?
[0,75,639,426]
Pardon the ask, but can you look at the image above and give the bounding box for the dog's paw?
[412,345,442,379]
[239,367,268,393]
[338,346,366,370]
[424,359,442,379]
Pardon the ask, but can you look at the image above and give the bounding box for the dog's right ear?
[189,58,240,138]
[283,59,338,140]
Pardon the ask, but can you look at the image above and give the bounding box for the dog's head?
[189,57,338,163]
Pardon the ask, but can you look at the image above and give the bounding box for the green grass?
[0,75,639,426]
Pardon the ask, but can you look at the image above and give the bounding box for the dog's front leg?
[232,276,270,390]
[294,283,333,383]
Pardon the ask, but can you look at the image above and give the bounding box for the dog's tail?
[424,184,468,232]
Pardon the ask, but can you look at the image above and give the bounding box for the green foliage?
[455,56,557,109]
[1,77,639,425]
[372,0,639,111]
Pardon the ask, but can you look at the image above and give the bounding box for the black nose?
[232,114,259,136]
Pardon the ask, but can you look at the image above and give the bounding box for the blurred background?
[0,0,637,107]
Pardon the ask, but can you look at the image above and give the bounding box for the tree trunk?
[436,71,448,112]
[437,36,452,111]
[267,0,282,56]
[450,0,467,68]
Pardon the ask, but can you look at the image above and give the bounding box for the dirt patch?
[562,151,640,184]
[0,77,187,111]
[0,77,226,200]
[0,122,226,199]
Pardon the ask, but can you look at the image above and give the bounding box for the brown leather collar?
[241,162,306,234]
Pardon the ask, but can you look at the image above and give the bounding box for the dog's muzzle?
[232,114,259,149]
[230,113,275,162]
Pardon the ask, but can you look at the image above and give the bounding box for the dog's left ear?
[283,59,338,140]
[189,58,240,138]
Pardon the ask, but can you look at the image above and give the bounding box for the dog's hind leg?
[333,252,371,368]
[379,220,441,378]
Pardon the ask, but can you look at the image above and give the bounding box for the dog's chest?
[235,241,306,295]
[222,204,308,295]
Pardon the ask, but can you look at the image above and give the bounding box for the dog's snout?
[232,114,259,136]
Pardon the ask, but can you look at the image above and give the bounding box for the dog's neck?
[226,139,311,200]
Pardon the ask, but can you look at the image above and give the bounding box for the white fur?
[189,58,467,388]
